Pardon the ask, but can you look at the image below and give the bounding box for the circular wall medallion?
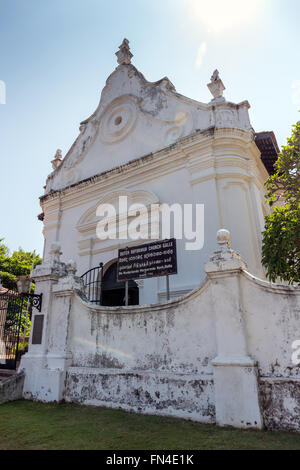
[100,100,138,145]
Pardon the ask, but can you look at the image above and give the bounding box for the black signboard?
[117,239,177,281]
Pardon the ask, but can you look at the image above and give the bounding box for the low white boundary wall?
[20,232,300,430]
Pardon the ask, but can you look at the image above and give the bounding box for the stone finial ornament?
[211,69,220,82]
[66,259,77,276]
[49,242,62,263]
[217,228,231,251]
[207,69,225,103]
[205,228,248,273]
[51,149,62,170]
[115,38,133,65]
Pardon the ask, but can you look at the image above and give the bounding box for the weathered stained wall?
[63,269,300,429]
[68,282,215,373]
[0,371,25,405]
[66,369,215,423]
[20,237,300,430]
[65,281,216,422]
[241,272,300,378]
[239,272,300,431]
[259,378,300,431]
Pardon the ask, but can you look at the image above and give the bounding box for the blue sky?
[0,0,299,256]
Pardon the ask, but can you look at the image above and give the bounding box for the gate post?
[205,230,263,429]
[20,244,81,402]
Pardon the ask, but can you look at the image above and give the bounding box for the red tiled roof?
[255,131,280,175]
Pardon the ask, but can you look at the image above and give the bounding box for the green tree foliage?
[0,238,42,290]
[262,120,300,284]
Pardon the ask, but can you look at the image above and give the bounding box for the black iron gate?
[0,291,27,370]
[81,262,139,306]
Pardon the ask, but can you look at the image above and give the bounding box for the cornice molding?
[40,128,262,210]
[41,127,254,206]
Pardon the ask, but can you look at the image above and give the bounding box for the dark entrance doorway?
[101,262,139,307]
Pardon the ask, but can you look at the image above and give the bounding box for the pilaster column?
[20,244,82,402]
[205,230,263,429]
[46,261,82,372]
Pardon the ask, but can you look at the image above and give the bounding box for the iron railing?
[80,263,103,304]
[81,262,139,306]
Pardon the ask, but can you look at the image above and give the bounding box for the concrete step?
[0,370,17,381]
[0,370,24,404]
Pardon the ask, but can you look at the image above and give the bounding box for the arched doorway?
[101,262,139,307]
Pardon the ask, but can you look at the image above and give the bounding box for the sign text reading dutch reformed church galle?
[117,239,177,281]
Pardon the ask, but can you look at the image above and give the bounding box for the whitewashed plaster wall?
[20,232,300,430]
[66,256,300,430]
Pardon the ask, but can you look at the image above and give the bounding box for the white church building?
[18,40,300,431]
[39,39,277,305]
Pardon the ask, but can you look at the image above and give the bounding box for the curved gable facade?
[39,40,270,304]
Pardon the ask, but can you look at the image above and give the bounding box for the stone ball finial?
[217,229,231,249]
[205,229,247,273]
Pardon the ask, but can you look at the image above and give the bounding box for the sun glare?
[188,0,261,33]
